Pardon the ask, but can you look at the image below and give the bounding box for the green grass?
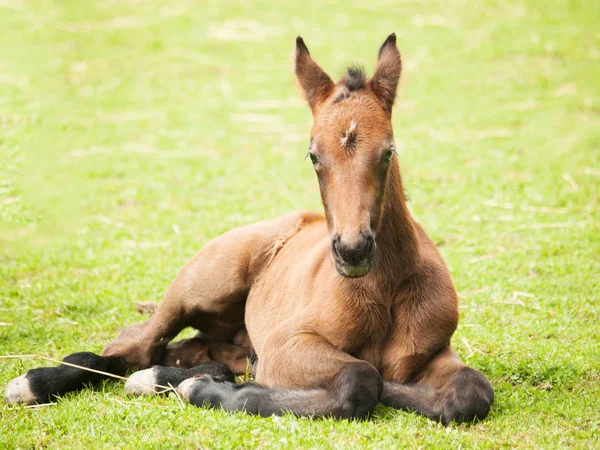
[1,0,599,448]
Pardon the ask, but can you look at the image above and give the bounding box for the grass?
[1,0,599,448]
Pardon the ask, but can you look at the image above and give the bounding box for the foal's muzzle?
[332,232,375,278]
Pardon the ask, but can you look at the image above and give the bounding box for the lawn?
[1,0,599,448]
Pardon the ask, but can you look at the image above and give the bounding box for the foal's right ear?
[370,33,402,114]
[295,37,335,114]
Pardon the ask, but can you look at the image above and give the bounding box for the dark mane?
[343,65,366,91]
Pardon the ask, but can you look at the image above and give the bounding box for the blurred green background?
[1,0,599,448]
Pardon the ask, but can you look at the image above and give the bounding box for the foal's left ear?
[369,33,402,114]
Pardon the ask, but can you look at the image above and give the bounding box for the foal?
[5,34,494,425]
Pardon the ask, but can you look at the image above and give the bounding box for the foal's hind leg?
[4,307,196,405]
[154,328,252,372]
[2,319,188,405]
[124,331,252,396]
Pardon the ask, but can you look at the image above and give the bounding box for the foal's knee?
[440,367,494,425]
[102,322,164,369]
[332,362,383,420]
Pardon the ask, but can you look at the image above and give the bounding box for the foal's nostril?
[333,232,375,265]
[362,233,374,256]
[333,234,342,247]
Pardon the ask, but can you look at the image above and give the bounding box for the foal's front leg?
[381,347,494,425]
[170,324,383,419]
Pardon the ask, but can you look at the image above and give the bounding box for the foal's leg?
[125,362,236,395]
[3,352,127,405]
[174,326,383,419]
[5,229,265,405]
[2,320,201,405]
[4,320,162,405]
[4,214,303,405]
[156,331,252,372]
[124,333,251,396]
[380,347,494,425]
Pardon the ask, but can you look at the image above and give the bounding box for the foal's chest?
[316,290,393,361]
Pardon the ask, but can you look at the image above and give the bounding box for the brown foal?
[4,34,493,425]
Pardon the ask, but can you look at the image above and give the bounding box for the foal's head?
[295,34,402,278]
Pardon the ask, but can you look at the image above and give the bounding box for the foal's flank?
[4,34,493,425]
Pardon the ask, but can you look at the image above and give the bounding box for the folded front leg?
[381,348,494,425]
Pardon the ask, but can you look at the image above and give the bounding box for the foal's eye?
[382,149,395,164]
[308,152,319,165]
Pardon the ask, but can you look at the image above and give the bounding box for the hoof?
[4,374,37,405]
[176,375,218,404]
[175,377,199,402]
[125,369,167,396]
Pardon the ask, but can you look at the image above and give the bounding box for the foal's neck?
[376,161,421,280]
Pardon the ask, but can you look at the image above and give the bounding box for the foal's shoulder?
[258,210,325,241]
[246,210,326,277]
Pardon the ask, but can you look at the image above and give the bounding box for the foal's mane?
[334,66,367,104]
[343,65,366,92]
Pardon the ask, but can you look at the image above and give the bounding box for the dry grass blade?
[109,398,169,409]
[584,167,600,176]
[484,200,514,210]
[562,173,579,191]
[507,221,592,232]
[26,403,55,409]
[0,354,173,393]
[485,200,568,214]
[513,291,534,298]
[461,338,485,358]
[168,383,185,409]
[520,205,568,214]
[470,253,500,263]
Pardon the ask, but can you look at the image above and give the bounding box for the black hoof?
[440,368,494,425]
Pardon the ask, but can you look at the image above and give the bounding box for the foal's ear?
[369,33,402,113]
[295,36,335,114]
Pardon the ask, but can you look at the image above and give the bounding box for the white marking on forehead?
[340,120,357,148]
[348,120,357,133]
